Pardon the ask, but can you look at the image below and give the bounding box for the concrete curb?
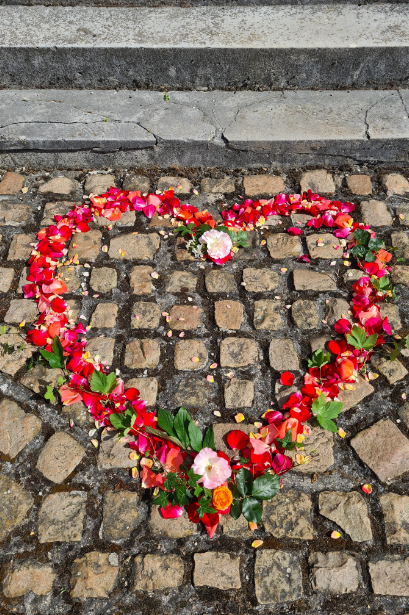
[1,89,409,167]
[1,5,409,89]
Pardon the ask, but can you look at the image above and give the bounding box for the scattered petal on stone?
[226,371,235,378]
[129,451,140,460]
[19,320,26,328]
[260,240,266,245]
[131,467,138,479]
[252,540,263,548]
[403,393,407,400]
[179,332,185,338]
[254,422,262,429]
[344,261,351,267]
[90,439,99,448]
[188,297,193,301]
[162,312,169,317]
[322,319,327,324]
[285,305,291,309]
[214,411,221,417]
[325,299,330,304]
[330,261,336,266]
[167,331,172,338]
[235,413,245,423]
[166,316,171,323]
[210,363,218,369]
[193,189,199,195]
[206,375,214,383]
[337,427,346,438]
[151,272,159,279]
[362,484,372,494]
[399,213,405,219]
[368,372,379,380]
[21,186,28,194]
[280,268,287,273]
[191,356,200,362]
[249,523,258,531]
[70,420,75,428]
[331,531,341,539]
[134,315,140,320]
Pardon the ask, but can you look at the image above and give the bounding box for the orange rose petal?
[249,522,258,531]
[337,427,346,438]
[362,484,372,494]
[235,413,245,423]
[90,439,99,448]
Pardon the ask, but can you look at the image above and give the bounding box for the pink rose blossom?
[199,230,232,260]
[192,447,232,489]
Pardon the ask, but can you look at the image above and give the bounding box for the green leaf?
[3,342,9,356]
[315,399,343,432]
[389,347,401,361]
[311,393,327,415]
[188,421,203,452]
[251,474,280,500]
[163,93,170,101]
[362,333,379,350]
[152,491,169,508]
[368,237,384,251]
[163,472,178,490]
[108,412,129,430]
[57,376,65,386]
[406,334,409,350]
[173,407,191,449]
[275,429,296,451]
[346,325,368,350]
[236,467,253,497]
[144,425,184,449]
[230,499,242,520]
[307,349,330,369]
[187,469,203,488]
[317,417,338,433]
[39,348,63,369]
[52,335,65,364]
[197,498,217,519]
[90,370,117,395]
[175,482,189,506]
[202,425,215,450]
[157,407,176,437]
[0,325,6,335]
[365,250,376,263]
[351,244,367,259]
[353,229,371,246]
[242,497,263,524]
[44,385,56,404]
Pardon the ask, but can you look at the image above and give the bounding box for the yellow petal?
[235,413,245,423]
[252,540,263,548]
[131,467,138,479]
[90,439,99,448]
[249,522,258,531]
[331,530,341,539]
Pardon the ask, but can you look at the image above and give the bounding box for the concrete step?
[1,5,409,89]
[1,89,409,168]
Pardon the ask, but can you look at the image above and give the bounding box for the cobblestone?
[123,173,150,192]
[103,490,141,541]
[319,491,373,541]
[224,378,254,408]
[84,173,115,194]
[172,377,209,407]
[39,176,78,194]
[174,339,207,370]
[87,336,116,365]
[0,398,42,459]
[126,377,158,407]
[71,551,119,598]
[300,170,335,194]
[109,233,160,260]
[4,298,38,324]
[165,270,197,293]
[383,173,409,195]
[267,233,302,259]
[242,267,279,292]
[292,299,319,329]
[243,174,285,196]
[98,430,136,469]
[130,265,154,294]
[0,171,25,195]
[220,337,258,367]
[255,550,303,604]
[36,432,85,483]
[369,556,409,596]
[215,300,243,330]
[0,267,14,291]
[205,270,236,293]
[371,355,408,383]
[338,375,374,411]
[253,299,282,330]
[380,493,409,544]
[8,233,35,260]
[125,338,160,369]
[0,473,33,540]
[90,267,117,293]
[90,302,118,328]
[38,491,87,543]
[134,554,184,590]
[263,489,313,539]
[290,425,335,473]
[193,552,241,589]
[3,560,55,597]
[361,200,393,227]
[68,229,102,261]
[326,297,351,324]
[306,233,341,259]
[20,364,63,398]
[309,552,359,594]
[293,269,336,291]
[0,202,32,226]
[158,176,192,194]
[170,305,203,330]
[346,174,373,195]
[201,177,235,193]
[269,338,299,371]
[149,505,197,538]
[132,301,161,329]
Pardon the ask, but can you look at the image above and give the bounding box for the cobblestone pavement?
[1,166,409,615]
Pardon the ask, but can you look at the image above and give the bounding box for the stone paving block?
[220,337,258,367]
[109,233,160,260]
[0,171,25,195]
[242,267,279,291]
[71,551,119,598]
[201,177,235,193]
[4,298,38,324]
[346,174,373,195]
[90,267,117,293]
[369,556,409,596]
[123,173,151,192]
[254,300,282,330]
[0,473,33,540]
[57,264,82,292]
[255,550,303,604]
[380,493,409,544]
[205,270,236,293]
[263,489,313,539]
[300,170,335,194]
[149,505,197,538]
[85,173,115,194]
[269,338,299,371]
[8,233,35,260]
[3,560,55,597]
[224,378,254,408]
[213,423,253,458]
[193,553,241,589]
[98,430,136,469]
[338,375,374,411]
[134,554,184,590]
[158,176,192,194]
[306,233,341,259]
[130,265,154,294]
[290,425,334,474]
[126,377,158,407]
[291,212,314,227]
[150,211,175,228]
[0,332,34,376]
[0,398,42,459]
[398,205,409,226]
[172,377,209,407]
[38,491,87,543]
[319,491,372,541]
[174,340,207,370]
[96,209,136,228]
[371,355,408,384]
[0,201,32,226]
[393,265,409,287]
[326,298,351,325]
[267,233,302,259]
[361,199,393,227]
[39,177,78,194]
[310,335,331,354]
[125,338,160,369]
[243,174,285,196]
[66,299,80,320]
[215,300,243,330]
[0,267,14,291]
[132,301,161,329]
[68,229,102,261]
[383,173,409,195]
[87,337,116,365]
[352,419,409,482]
[309,552,359,594]
[62,401,94,428]
[344,269,366,285]
[36,432,85,483]
[103,490,141,541]
[90,302,118,328]
[166,270,197,293]
[292,299,319,329]
[175,236,197,261]
[293,269,336,291]
[170,305,203,330]
[42,201,75,225]
[398,402,409,427]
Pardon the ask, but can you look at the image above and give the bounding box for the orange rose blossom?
[212,485,233,511]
